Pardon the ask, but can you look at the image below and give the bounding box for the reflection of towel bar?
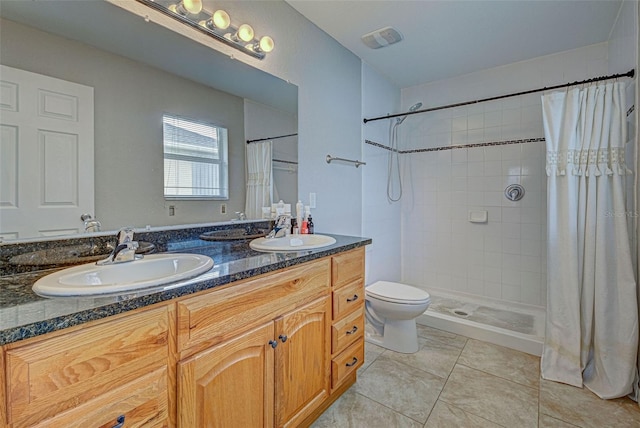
[326,154,366,168]
[273,166,297,174]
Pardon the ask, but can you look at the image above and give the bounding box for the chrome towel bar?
[326,154,366,168]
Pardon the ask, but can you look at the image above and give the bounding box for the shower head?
[396,102,423,125]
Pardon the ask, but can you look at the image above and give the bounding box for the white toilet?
[365,281,431,353]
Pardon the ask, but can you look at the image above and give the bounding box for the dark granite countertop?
[0,233,370,346]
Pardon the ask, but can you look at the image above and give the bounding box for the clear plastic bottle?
[295,200,304,232]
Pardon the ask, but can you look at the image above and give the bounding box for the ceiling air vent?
[361,26,403,49]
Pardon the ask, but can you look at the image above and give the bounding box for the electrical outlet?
[309,193,316,208]
[169,205,175,216]
[221,203,227,214]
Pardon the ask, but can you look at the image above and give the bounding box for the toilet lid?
[366,281,431,304]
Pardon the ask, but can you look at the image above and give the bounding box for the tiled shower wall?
[399,42,613,308]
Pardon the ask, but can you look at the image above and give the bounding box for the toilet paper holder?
[505,184,525,202]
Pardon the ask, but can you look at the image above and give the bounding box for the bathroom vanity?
[0,229,369,427]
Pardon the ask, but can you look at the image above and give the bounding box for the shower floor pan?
[417,288,545,356]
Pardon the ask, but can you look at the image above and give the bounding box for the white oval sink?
[33,253,214,297]
[249,234,336,252]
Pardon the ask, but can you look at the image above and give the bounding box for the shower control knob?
[505,184,525,202]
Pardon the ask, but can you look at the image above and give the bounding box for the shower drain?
[452,309,469,317]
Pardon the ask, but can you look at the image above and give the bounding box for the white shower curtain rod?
[363,69,635,124]
[246,133,298,144]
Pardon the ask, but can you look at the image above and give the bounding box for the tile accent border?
[365,137,546,154]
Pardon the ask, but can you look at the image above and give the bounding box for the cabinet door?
[274,297,331,428]
[177,322,275,428]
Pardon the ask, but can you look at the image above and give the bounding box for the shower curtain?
[541,82,638,399]
[245,141,272,219]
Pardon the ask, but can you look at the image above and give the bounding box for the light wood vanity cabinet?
[1,247,367,428]
[3,305,174,428]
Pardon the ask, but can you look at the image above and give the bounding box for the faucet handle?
[275,214,289,226]
[117,227,135,244]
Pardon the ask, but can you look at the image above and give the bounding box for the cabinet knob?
[269,340,278,348]
[279,334,288,343]
[346,326,358,335]
[111,415,125,428]
[346,357,358,367]
[346,294,359,302]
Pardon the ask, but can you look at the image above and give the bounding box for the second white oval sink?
[33,253,214,297]
[249,234,336,252]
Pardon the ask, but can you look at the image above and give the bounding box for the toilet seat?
[366,281,431,305]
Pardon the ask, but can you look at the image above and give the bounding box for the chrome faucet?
[96,227,142,265]
[266,214,290,239]
[81,213,102,233]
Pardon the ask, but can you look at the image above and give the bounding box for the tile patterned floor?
[312,325,640,428]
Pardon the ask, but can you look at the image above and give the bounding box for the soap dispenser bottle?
[307,215,314,234]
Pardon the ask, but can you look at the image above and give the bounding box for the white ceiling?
[287,0,623,89]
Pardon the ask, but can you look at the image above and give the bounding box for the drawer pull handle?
[346,294,359,302]
[269,340,278,348]
[112,415,125,428]
[279,334,288,343]
[346,326,358,335]
[346,357,358,367]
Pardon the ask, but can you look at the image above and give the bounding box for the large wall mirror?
[0,0,297,242]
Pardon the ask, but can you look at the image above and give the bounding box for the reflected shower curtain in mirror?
[541,82,638,399]
[245,141,272,219]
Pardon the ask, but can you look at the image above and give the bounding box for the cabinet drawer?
[5,306,171,428]
[31,368,169,428]
[332,279,364,320]
[177,258,330,353]
[331,248,364,290]
[331,309,364,354]
[331,339,364,390]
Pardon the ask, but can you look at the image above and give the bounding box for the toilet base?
[365,318,419,354]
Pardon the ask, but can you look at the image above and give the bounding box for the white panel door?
[0,65,94,240]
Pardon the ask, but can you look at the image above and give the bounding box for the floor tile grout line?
[435,338,538,428]
[420,335,469,425]
[454,362,539,393]
[429,400,511,428]
[361,342,457,425]
[350,390,426,425]
[374,347,458,381]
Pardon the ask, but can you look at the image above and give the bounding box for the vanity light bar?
[136,0,273,60]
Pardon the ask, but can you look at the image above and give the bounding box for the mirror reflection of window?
[163,114,229,200]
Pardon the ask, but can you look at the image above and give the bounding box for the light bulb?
[182,0,202,14]
[200,9,230,31]
[169,0,202,15]
[237,24,254,42]
[212,10,230,29]
[258,36,274,53]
